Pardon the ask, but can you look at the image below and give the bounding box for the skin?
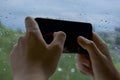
[76,33,120,80]
[10,16,66,80]
[10,16,120,80]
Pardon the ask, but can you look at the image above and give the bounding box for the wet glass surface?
[0,0,120,80]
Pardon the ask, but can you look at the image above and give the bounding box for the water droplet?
[68,55,71,58]
[100,20,103,22]
[114,46,118,50]
[105,20,107,22]
[57,67,62,72]
[5,16,8,19]
[9,12,12,15]
[3,68,6,71]
[70,68,75,73]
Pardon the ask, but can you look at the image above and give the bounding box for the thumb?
[49,31,66,53]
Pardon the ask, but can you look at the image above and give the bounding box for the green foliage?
[115,63,120,71]
[98,32,113,47]
[0,22,24,80]
[115,34,120,45]
[115,27,120,45]
[50,54,90,80]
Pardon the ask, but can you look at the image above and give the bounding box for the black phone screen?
[35,17,92,54]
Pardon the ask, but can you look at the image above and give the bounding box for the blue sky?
[0,0,120,31]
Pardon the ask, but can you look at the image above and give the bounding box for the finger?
[17,36,26,45]
[10,35,25,55]
[77,36,106,64]
[76,62,93,76]
[77,36,116,77]
[76,54,91,68]
[49,31,66,53]
[93,32,111,60]
[25,16,45,43]
[9,43,18,57]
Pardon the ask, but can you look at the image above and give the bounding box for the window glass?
[0,0,120,80]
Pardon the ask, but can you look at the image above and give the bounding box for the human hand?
[10,17,66,80]
[76,32,120,80]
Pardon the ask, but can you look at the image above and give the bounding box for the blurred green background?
[0,21,120,80]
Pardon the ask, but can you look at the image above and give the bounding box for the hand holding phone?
[35,17,92,54]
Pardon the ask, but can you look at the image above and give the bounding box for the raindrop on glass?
[3,68,6,71]
[70,68,75,73]
[57,67,62,72]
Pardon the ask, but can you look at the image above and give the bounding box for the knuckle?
[18,36,26,44]
[54,43,61,49]
[78,67,86,75]
[28,30,37,35]
[80,70,85,74]
[28,31,37,38]
[28,30,40,38]
[87,41,95,47]
[51,43,62,52]
[18,36,25,42]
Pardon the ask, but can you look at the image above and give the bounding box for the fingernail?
[78,36,85,40]
[57,31,66,39]
[78,36,84,43]
[25,16,32,26]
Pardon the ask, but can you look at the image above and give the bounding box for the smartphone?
[35,17,92,54]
